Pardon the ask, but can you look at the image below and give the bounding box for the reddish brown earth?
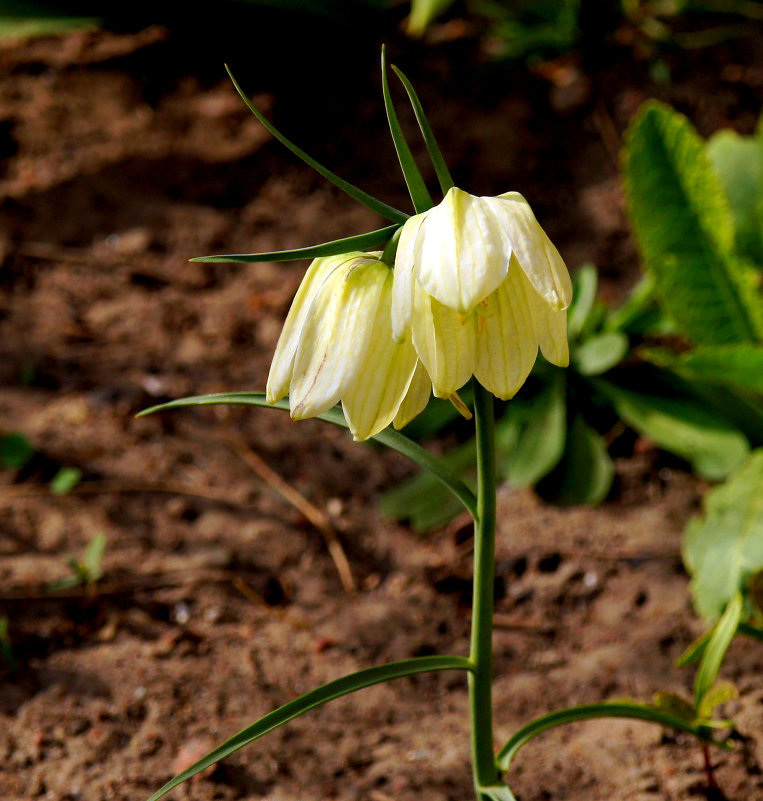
[1,20,762,801]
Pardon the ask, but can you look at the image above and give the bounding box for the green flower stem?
[470,380,500,797]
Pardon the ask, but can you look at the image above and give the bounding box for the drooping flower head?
[392,187,572,400]
[267,251,430,441]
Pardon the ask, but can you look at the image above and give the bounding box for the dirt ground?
[1,17,763,801]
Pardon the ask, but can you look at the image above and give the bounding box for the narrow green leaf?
[567,264,598,341]
[407,0,457,35]
[706,129,763,265]
[739,622,763,642]
[495,701,725,773]
[147,655,472,801]
[684,450,763,620]
[138,393,477,519]
[697,679,738,723]
[506,374,566,488]
[84,533,106,581]
[676,628,713,667]
[595,380,749,481]
[606,274,660,335]
[391,65,454,194]
[192,225,399,263]
[225,67,408,225]
[572,331,629,376]
[624,100,763,344]
[694,592,743,709]
[380,47,433,214]
[539,415,614,506]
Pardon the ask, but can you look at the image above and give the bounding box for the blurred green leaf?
[0,616,16,671]
[652,344,763,395]
[706,128,763,266]
[407,0,456,35]
[624,101,763,344]
[538,415,614,506]
[697,679,738,723]
[567,264,598,341]
[694,592,743,707]
[0,432,33,469]
[596,380,749,481]
[505,374,566,488]
[572,331,629,376]
[49,466,83,495]
[684,450,763,620]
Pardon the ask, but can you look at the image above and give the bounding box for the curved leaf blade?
[694,592,743,709]
[138,393,477,518]
[192,225,399,263]
[225,66,408,225]
[495,701,726,773]
[147,655,472,801]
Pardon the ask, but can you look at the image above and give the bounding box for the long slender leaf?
[694,592,743,709]
[391,65,454,195]
[225,66,408,225]
[495,702,726,773]
[192,225,399,263]
[138,393,477,518]
[147,655,472,801]
[380,47,433,214]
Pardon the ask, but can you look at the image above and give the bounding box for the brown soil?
[1,19,762,801]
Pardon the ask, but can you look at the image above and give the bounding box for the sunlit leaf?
[50,466,83,495]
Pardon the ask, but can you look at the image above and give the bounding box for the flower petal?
[289,255,388,419]
[391,212,427,341]
[520,271,569,367]
[413,187,511,314]
[393,360,432,430]
[266,254,350,403]
[493,192,572,310]
[474,263,540,399]
[411,279,477,398]
[342,272,420,440]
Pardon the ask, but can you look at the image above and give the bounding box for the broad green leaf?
[381,47,433,214]
[138,393,477,519]
[572,331,628,376]
[506,374,566,488]
[407,0,456,35]
[50,466,82,495]
[146,655,472,801]
[697,679,738,723]
[0,432,33,469]
[706,129,763,265]
[391,65,454,195]
[225,67,408,225]
[596,380,749,481]
[624,101,763,344]
[495,701,725,773]
[567,264,598,341]
[655,344,763,395]
[539,415,614,506]
[694,592,743,707]
[684,450,763,620]
[192,225,399,263]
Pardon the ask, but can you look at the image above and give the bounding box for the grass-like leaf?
[684,450,763,620]
[391,64,454,195]
[147,655,472,801]
[624,100,763,344]
[192,225,399,263]
[225,66,409,225]
[495,701,727,773]
[381,46,433,214]
[694,592,743,709]
[138,393,477,519]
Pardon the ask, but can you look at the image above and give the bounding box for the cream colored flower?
[392,187,572,399]
[267,252,430,440]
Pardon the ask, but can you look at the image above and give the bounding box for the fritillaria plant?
[141,49,728,801]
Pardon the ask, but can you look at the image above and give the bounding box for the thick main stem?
[469,380,500,797]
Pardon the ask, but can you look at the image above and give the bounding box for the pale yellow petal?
[474,266,540,399]
[522,275,569,366]
[493,192,572,310]
[289,256,388,419]
[413,187,511,314]
[393,360,432,430]
[392,213,427,341]
[411,279,477,398]
[266,254,351,403]
[342,272,419,441]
